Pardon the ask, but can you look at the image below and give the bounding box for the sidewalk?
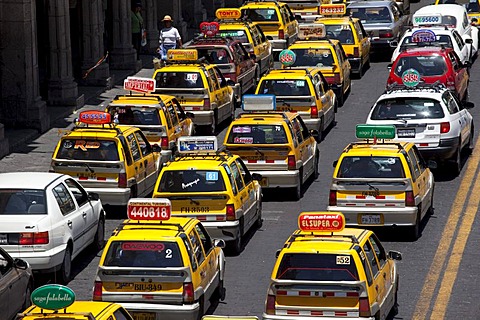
[3,55,156,156]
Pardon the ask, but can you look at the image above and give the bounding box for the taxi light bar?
[298,212,345,232]
[199,21,220,37]
[355,124,396,140]
[127,198,172,221]
[216,8,242,20]
[167,49,198,61]
[123,77,156,93]
[413,14,442,26]
[93,281,103,301]
[242,94,276,111]
[78,111,111,125]
[178,136,218,153]
[298,23,326,40]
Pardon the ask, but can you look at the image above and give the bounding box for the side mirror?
[266,36,274,40]
[388,250,403,261]
[186,111,195,119]
[250,53,257,60]
[465,38,473,44]
[214,239,226,249]
[14,258,29,270]
[226,80,236,87]
[275,249,282,258]
[88,192,100,201]
[427,160,438,170]
[252,173,263,181]
[463,61,471,68]
[463,101,475,109]
[152,144,162,153]
[332,160,338,168]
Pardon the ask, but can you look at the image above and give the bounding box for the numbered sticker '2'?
[127,198,171,221]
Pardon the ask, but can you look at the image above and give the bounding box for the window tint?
[338,156,405,178]
[230,162,245,191]
[223,164,237,195]
[400,34,453,49]
[181,233,197,270]
[325,24,354,44]
[242,8,279,21]
[174,100,187,121]
[394,56,448,77]
[107,106,161,126]
[363,241,379,276]
[134,131,152,157]
[167,102,180,127]
[158,170,226,192]
[118,136,133,165]
[57,139,119,161]
[127,133,142,162]
[402,150,419,181]
[290,48,335,67]
[371,98,445,120]
[52,183,76,215]
[407,148,421,179]
[348,7,392,24]
[0,189,46,215]
[155,72,204,89]
[236,159,252,185]
[369,235,387,268]
[113,308,132,320]
[195,223,213,254]
[189,230,205,264]
[227,125,288,144]
[104,241,183,267]
[356,246,373,285]
[65,179,89,207]
[443,92,460,114]
[207,69,220,91]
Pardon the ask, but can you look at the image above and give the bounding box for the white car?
[366,84,474,174]
[391,26,474,64]
[413,4,479,55]
[0,172,105,283]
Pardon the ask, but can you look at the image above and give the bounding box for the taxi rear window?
[394,56,448,77]
[57,139,119,161]
[227,125,288,144]
[325,25,355,44]
[347,7,392,23]
[155,72,205,89]
[0,189,46,215]
[277,253,359,281]
[104,241,183,267]
[196,48,232,64]
[219,30,249,43]
[400,35,452,49]
[259,79,311,96]
[242,8,279,21]
[291,48,335,67]
[107,106,162,125]
[158,170,226,192]
[337,156,405,178]
[371,98,444,120]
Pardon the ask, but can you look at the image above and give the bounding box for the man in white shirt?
[159,15,182,60]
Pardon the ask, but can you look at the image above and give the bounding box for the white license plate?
[0,234,7,244]
[397,128,415,138]
[361,215,382,225]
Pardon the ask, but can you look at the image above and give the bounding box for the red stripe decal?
[311,311,323,316]
[346,292,359,297]
[277,290,287,295]
[247,160,257,163]
[356,195,366,199]
[197,216,206,221]
[97,177,107,181]
[335,311,348,316]
[299,291,310,296]
[266,160,275,163]
[79,176,88,180]
[287,310,299,315]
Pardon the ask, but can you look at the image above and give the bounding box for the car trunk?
[0,215,50,253]
[225,145,291,171]
[154,88,209,110]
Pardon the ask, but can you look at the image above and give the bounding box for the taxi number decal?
[128,206,170,220]
[186,73,198,81]
[180,206,210,213]
[206,172,219,181]
[336,256,351,265]
[296,80,305,87]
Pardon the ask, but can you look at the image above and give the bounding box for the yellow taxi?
[217,8,274,76]
[51,111,161,206]
[327,125,435,240]
[94,198,226,320]
[152,49,235,134]
[279,0,326,21]
[240,1,299,58]
[152,136,263,254]
[286,23,352,106]
[106,84,194,164]
[255,67,336,140]
[203,317,258,320]
[315,4,371,77]
[224,95,319,200]
[19,284,134,319]
[264,212,402,320]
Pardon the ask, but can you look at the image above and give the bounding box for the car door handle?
[82,212,87,218]
[67,220,72,227]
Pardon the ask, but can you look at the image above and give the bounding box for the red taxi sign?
[167,49,198,61]
[298,212,345,232]
[200,21,220,37]
[123,77,156,93]
[127,198,171,221]
[78,111,111,125]
[216,8,242,20]
[320,4,346,15]
[298,24,326,41]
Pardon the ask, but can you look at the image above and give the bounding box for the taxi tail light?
[405,191,415,207]
[288,155,296,170]
[118,172,127,188]
[334,73,341,84]
[440,122,450,134]
[329,190,337,206]
[203,98,211,110]
[446,76,455,89]
[278,29,285,39]
[19,231,49,245]
[359,297,371,317]
[93,281,103,301]
[379,31,393,38]
[354,47,360,57]
[266,294,276,315]
[226,204,236,221]
[183,282,195,303]
[310,106,318,119]
[160,137,169,148]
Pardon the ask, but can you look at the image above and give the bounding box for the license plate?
[180,206,210,214]
[114,282,162,291]
[277,105,293,112]
[77,173,97,179]
[260,177,268,187]
[0,234,7,244]
[131,312,156,320]
[397,128,416,138]
[361,214,382,225]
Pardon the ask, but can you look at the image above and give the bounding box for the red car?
[387,47,469,102]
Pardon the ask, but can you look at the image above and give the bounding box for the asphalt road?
[2,1,480,318]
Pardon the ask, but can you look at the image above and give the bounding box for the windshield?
[394,55,448,77]
[241,8,279,21]
[0,189,46,214]
[371,98,445,120]
[227,124,288,144]
[258,79,312,96]
[291,48,335,67]
[107,106,162,125]
[57,139,119,161]
[155,72,205,89]
[196,48,232,64]
[325,24,355,44]
[219,30,249,43]
[337,156,405,178]
[277,253,359,281]
[348,7,392,23]
[436,0,480,12]
[400,34,453,48]
[158,170,226,192]
[104,241,183,267]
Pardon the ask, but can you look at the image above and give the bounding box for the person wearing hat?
[159,15,182,60]
[131,1,144,54]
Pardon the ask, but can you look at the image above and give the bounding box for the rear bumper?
[302,118,323,132]
[370,39,396,51]
[84,187,130,206]
[250,170,299,188]
[271,39,288,52]
[117,301,200,320]
[190,110,214,126]
[348,57,362,73]
[418,137,459,160]
[201,220,240,242]
[8,246,65,272]
[327,205,418,226]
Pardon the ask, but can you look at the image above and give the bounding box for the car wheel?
[467,125,475,152]
[213,279,226,302]
[22,280,33,310]
[92,217,105,251]
[58,246,72,284]
[357,63,364,78]
[211,110,218,135]
[313,153,319,179]
[293,168,303,201]
[316,118,324,142]
[255,196,263,229]
[461,87,469,104]
[408,208,421,240]
[230,103,236,121]
[130,184,138,198]
[451,141,462,176]
[196,296,204,320]
[337,88,345,107]
[228,217,243,255]
[428,184,434,216]
[391,276,399,316]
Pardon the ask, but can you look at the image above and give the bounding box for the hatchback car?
[0,172,105,283]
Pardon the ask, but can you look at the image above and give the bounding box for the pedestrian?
[131,1,144,54]
[159,15,182,60]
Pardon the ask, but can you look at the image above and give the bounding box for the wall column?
[144,0,159,53]
[0,1,8,158]
[0,0,49,134]
[80,0,111,86]
[46,0,83,106]
[109,0,140,70]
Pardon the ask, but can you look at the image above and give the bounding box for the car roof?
[378,89,446,100]
[290,40,338,48]
[406,26,454,34]
[347,1,392,8]
[111,218,195,240]
[317,17,356,24]
[235,112,297,123]
[399,46,452,55]
[262,68,317,78]
[164,154,235,168]
[110,94,173,106]
[66,125,133,138]
[23,301,119,318]
[0,172,65,189]
[415,4,466,15]
[342,141,412,156]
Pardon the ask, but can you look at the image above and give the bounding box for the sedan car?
[0,172,105,283]
[347,1,409,54]
[0,246,33,320]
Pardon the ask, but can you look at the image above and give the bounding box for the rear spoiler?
[331,177,413,191]
[267,278,369,298]
[51,159,124,170]
[97,266,192,282]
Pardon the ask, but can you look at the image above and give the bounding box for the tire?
[408,208,421,240]
[255,196,263,229]
[391,277,399,316]
[450,140,462,176]
[58,246,72,284]
[211,110,218,135]
[461,87,469,104]
[213,279,226,302]
[357,63,364,78]
[428,184,434,216]
[130,184,138,198]
[467,125,475,152]
[228,218,243,255]
[22,280,33,310]
[316,117,324,143]
[313,153,319,179]
[293,168,303,201]
[91,217,105,251]
[230,102,236,121]
[337,88,345,107]
[196,296,204,320]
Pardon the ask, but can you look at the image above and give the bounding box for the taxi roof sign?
[216,8,242,20]
[298,212,345,232]
[127,198,171,221]
[298,24,326,40]
[31,284,76,310]
[402,68,421,87]
[356,124,396,139]
[78,111,111,125]
[178,136,218,153]
[123,77,156,93]
[200,21,220,37]
[413,14,442,26]
[167,49,198,61]
[411,29,436,43]
[319,4,346,16]
[242,94,276,111]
